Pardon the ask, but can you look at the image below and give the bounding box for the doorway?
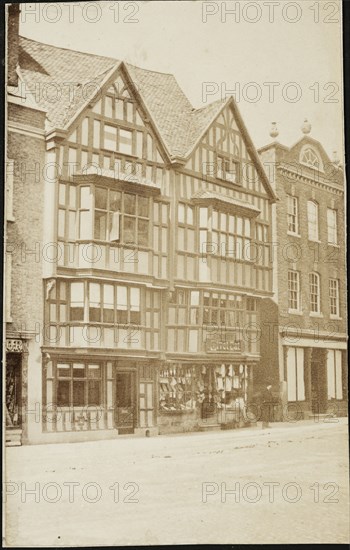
[6,354,22,427]
[115,372,136,434]
[311,360,327,414]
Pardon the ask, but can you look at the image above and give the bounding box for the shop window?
[56,362,102,407]
[286,347,305,401]
[159,364,249,413]
[327,350,343,400]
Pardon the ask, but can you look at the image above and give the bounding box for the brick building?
[5,8,277,444]
[258,122,347,419]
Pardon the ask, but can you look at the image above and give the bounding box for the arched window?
[309,272,320,314]
[300,146,322,170]
[307,200,319,241]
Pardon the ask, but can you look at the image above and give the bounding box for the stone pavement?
[4,418,349,546]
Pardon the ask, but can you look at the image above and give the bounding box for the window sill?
[309,312,323,318]
[330,315,342,320]
[288,310,303,316]
[6,216,15,223]
[287,232,301,238]
[308,238,321,244]
[327,243,340,248]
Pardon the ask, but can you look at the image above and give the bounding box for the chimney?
[7,3,20,87]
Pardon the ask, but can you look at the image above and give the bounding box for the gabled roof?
[17,36,276,200]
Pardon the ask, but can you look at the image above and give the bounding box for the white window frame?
[327,350,343,400]
[329,278,340,318]
[307,201,319,241]
[288,270,301,313]
[327,208,338,245]
[309,272,321,314]
[286,347,305,402]
[287,195,299,235]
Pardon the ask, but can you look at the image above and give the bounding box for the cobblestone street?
[4,418,349,546]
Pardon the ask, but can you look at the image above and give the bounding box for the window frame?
[307,200,319,242]
[329,278,340,318]
[287,195,299,235]
[56,361,103,409]
[327,208,338,245]
[217,154,241,184]
[288,270,301,313]
[309,272,321,314]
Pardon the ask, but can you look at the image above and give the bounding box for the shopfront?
[157,360,255,433]
[42,356,159,439]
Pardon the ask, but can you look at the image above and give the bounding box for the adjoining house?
[258,122,347,421]
[5,6,278,444]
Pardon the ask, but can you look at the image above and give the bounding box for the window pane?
[110,191,122,212]
[104,125,117,150]
[138,219,149,246]
[138,196,149,217]
[95,211,107,240]
[124,217,136,243]
[57,363,71,377]
[73,381,85,406]
[59,183,66,205]
[119,129,133,155]
[130,287,140,309]
[88,380,101,405]
[73,363,86,377]
[95,187,107,209]
[124,194,136,215]
[178,204,185,224]
[80,186,91,209]
[57,380,70,406]
[79,211,92,240]
[117,286,127,308]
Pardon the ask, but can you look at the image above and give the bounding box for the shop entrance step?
[6,428,22,446]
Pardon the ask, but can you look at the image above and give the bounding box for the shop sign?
[205,335,241,353]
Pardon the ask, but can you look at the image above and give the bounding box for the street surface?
[4,418,349,546]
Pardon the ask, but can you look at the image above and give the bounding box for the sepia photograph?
[3,0,349,545]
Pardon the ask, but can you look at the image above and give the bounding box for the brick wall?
[8,103,47,130]
[7,4,20,87]
[7,123,46,338]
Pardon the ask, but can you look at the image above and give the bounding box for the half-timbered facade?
[6,29,276,443]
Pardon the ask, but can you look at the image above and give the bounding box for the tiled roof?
[18,36,225,158]
[16,37,276,200]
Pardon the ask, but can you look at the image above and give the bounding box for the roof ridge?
[19,35,117,63]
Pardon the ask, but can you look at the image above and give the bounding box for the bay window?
[77,186,149,247]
